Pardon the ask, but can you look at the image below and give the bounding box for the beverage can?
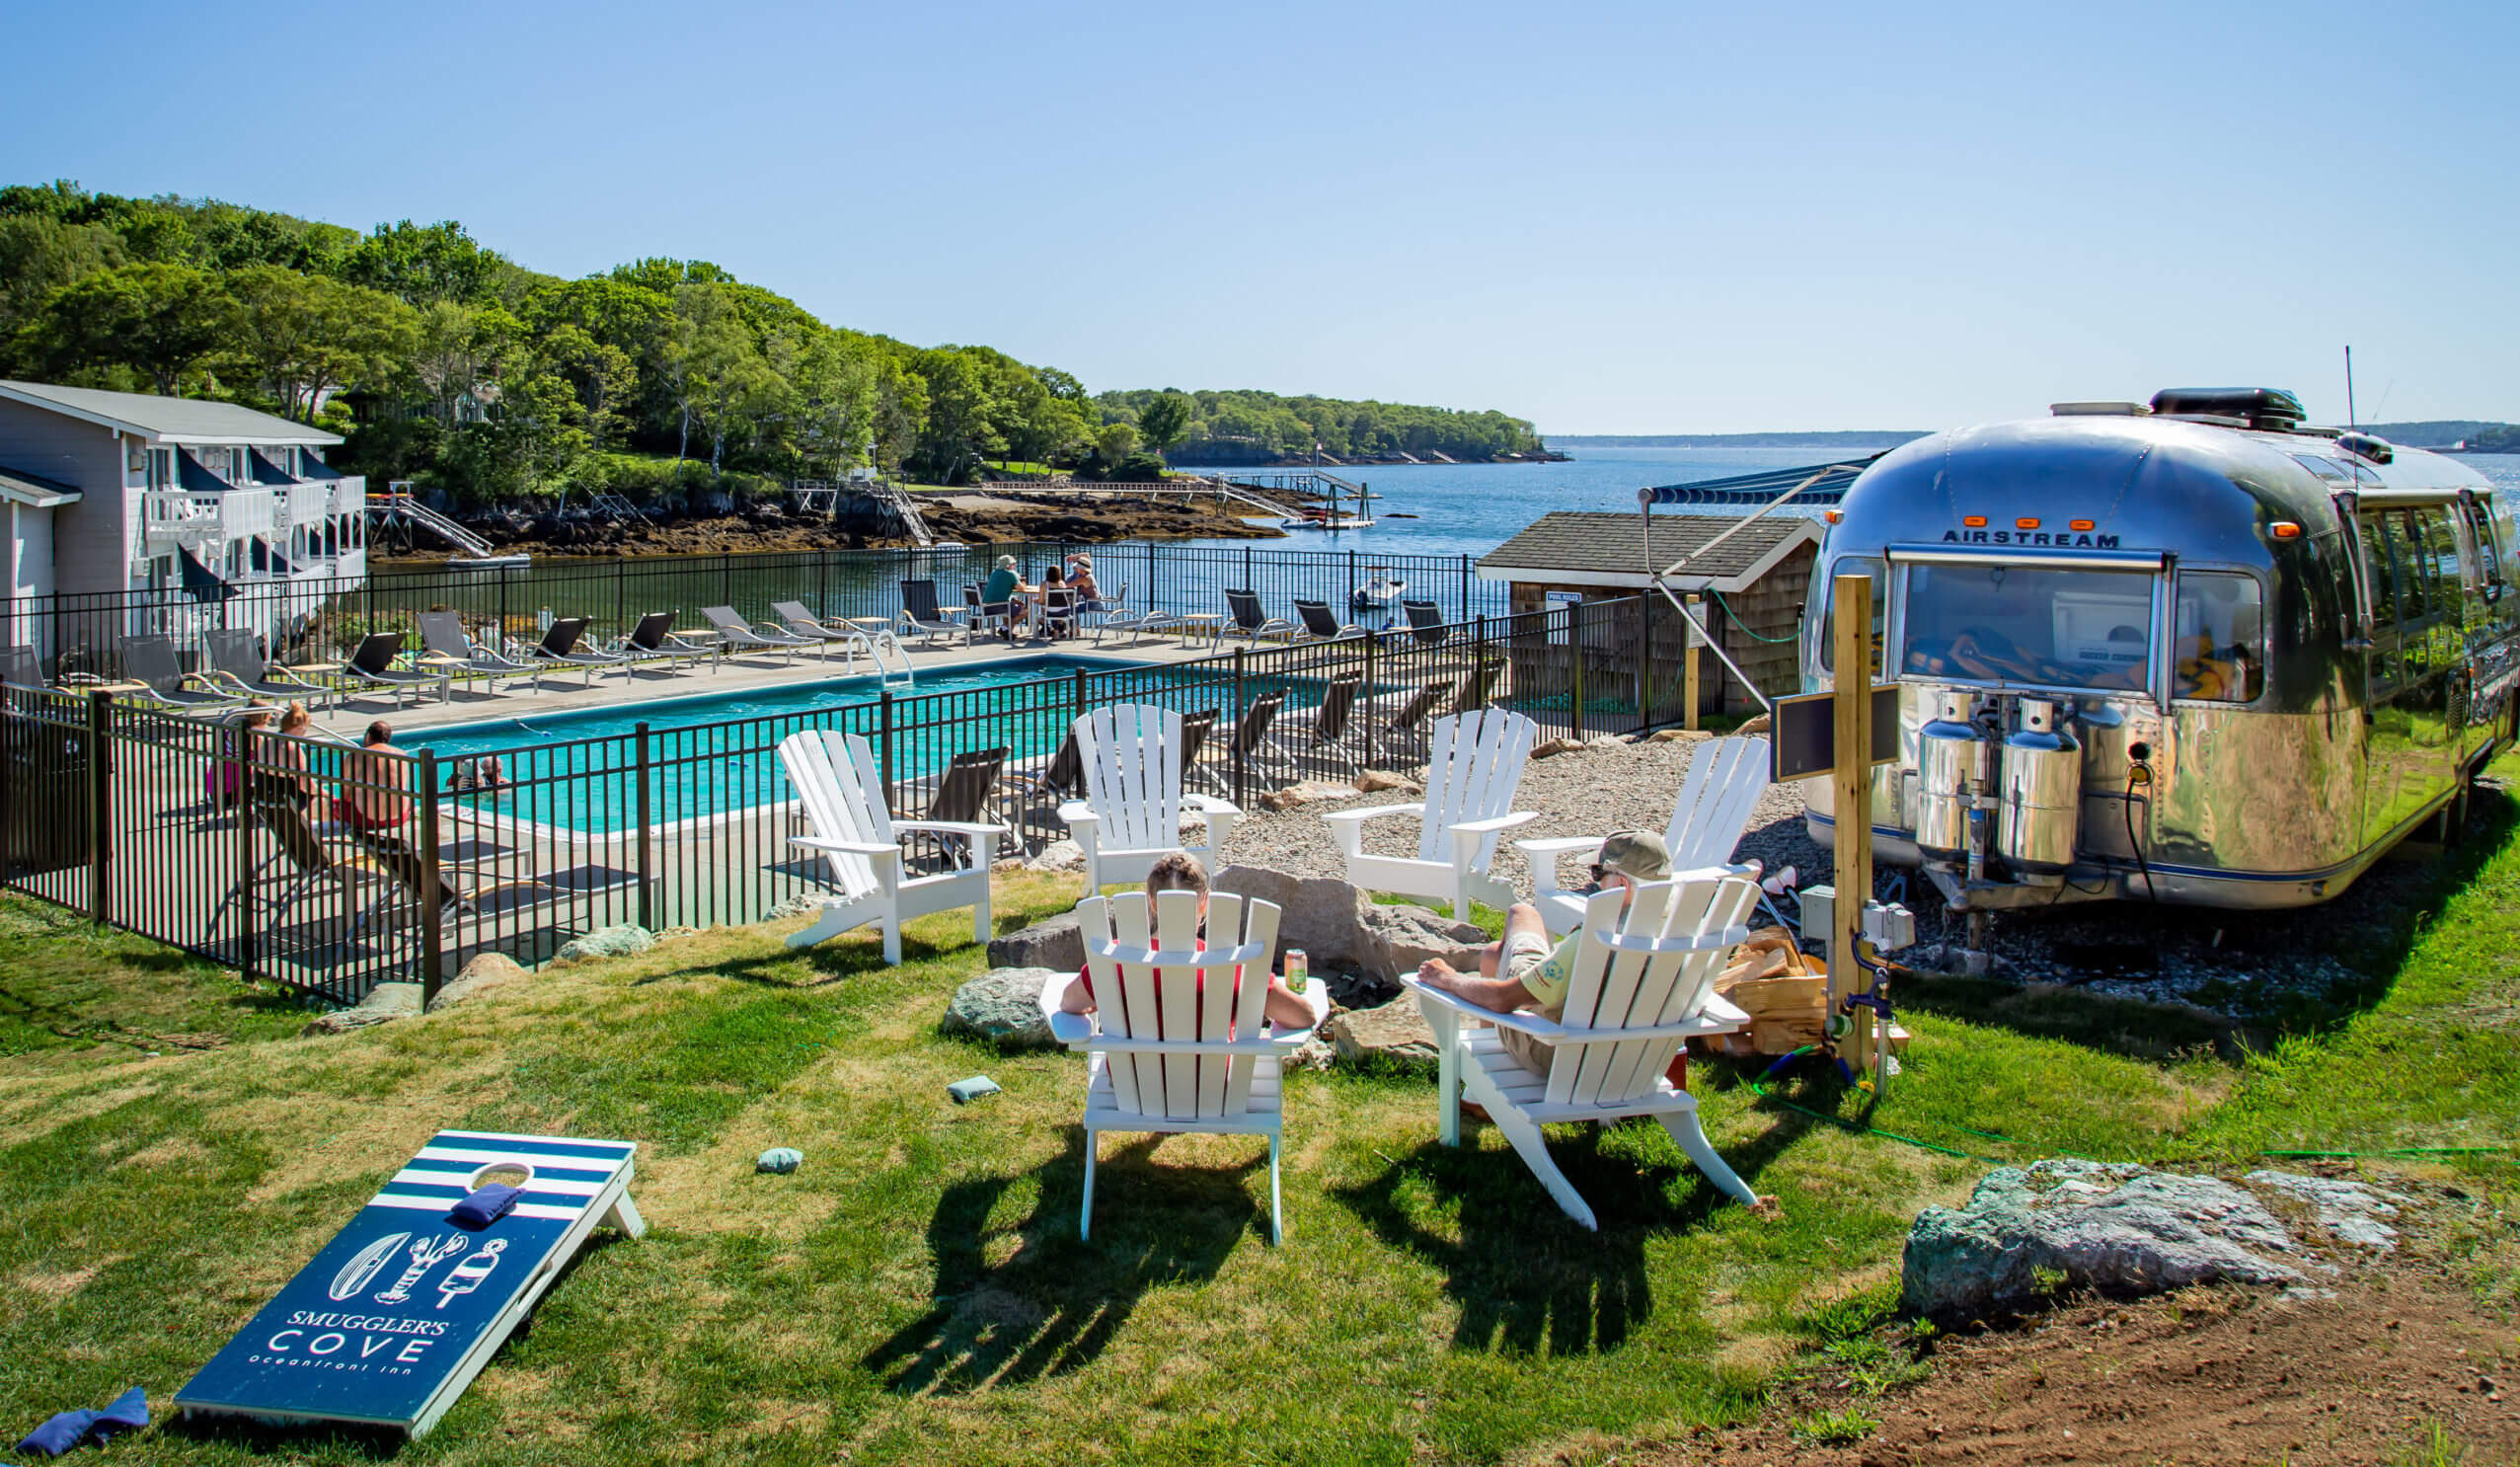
[1284,948,1308,994]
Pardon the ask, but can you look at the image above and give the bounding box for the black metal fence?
[2,541,1507,681]
[0,597,1674,1005]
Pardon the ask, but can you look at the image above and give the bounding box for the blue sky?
[2,0,2513,432]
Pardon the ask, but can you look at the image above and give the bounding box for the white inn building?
[0,381,367,660]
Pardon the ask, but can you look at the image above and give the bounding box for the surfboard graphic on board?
[177,1129,646,1439]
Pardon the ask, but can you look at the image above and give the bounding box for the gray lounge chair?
[1190,688,1286,794]
[1402,599,1454,649]
[1223,589,1298,647]
[703,605,814,662]
[525,617,629,686]
[119,634,249,712]
[2,646,43,691]
[621,611,721,672]
[769,601,864,657]
[203,628,335,707]
[897,580,968,649]
[1292,599,1365,644]
[416,611,535,689]
[1371,677,1456,762]
[344,633,450,708]
[1260,673,1363,776]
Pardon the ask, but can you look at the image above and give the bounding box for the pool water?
[407,655,1137,758]
[404,653,1335,835]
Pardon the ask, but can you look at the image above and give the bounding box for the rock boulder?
[427,953,529,1013]
[555,924,654,964]
[1327,999,1439,1067]
[304,981,423,1036]
[988,911,1085,971]
[1902,1159,2305,1319]
[942,967,1063,1050]
[1210,866,1487,982]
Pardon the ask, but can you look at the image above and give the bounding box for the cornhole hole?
[177,1129,644,1439]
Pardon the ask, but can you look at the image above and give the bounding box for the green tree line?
[0,181,1538,508]
[1098,387,1543,461]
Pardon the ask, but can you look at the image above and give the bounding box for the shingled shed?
[1477,510,1821,719]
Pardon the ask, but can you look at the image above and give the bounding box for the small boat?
[447,553,532,570]
[929,541,968,551]
[1352,569,1408,610]
[1279,510,1375,531]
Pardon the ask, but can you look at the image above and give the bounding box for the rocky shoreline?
[431,488,1293,559]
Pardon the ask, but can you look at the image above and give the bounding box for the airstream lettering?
[1801,389,2518,918]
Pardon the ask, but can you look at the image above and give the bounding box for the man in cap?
[1415,828,1672,1075]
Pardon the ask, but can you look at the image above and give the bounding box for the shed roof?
[1477,511,1821,591]
[0,380,343,446]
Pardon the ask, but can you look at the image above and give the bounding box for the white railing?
[142,488,276,550]
[329,479,366,516]
[285,482,333,527]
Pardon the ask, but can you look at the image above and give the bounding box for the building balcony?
[143,488,275,551]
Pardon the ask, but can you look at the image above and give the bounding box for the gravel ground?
[1210,736,2476,1019]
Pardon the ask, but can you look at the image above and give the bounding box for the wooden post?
[1829,573,1874,1057]
[1684,592,1703,732]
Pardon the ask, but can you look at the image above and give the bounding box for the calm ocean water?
[1173,444,1906,558]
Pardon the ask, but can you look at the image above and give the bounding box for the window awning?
[249,449,299,486]
[179,546,240,602]
[177,451,233,494]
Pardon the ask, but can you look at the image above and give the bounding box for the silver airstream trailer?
[1801,388,2519,917]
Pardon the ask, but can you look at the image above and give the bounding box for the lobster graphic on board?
[375,1235,467,1305]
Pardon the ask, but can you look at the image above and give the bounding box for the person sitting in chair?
[1058,852,1313,1031]
[336,721,414,833]
[1414,829,1671,1075]
[981,556,1023,641]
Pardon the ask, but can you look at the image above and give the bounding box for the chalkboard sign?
[177,1129,644,1439]
[1770,683,1900,783]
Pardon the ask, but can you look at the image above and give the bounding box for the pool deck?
[293,621,1239,740]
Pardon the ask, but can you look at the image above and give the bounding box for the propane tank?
[1998,698,2082,874]
[1914,691,1987,863]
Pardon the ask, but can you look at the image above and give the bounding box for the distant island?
[2359,421,2519,451]
[1549,431,1929,449]
[1102,386,1553,467]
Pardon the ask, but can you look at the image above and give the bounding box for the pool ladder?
[845,629,915,688]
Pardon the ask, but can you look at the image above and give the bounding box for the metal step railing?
[370,487,497,558]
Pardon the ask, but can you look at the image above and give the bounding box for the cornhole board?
[176,1129,644,1439]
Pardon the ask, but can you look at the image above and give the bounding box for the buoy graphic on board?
[434,1239,508,1310]
[329,1232,412,1301]
[376,1234,467,1304]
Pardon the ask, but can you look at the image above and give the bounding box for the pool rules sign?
[177,1129,644,1438]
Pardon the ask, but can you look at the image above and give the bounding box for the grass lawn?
[1,776,2515,1463]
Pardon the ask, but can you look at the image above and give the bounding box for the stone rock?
[756,1146,803,1175]
[764,889,824,921]
[1028,839,1086,874]
[554,924,654,964]
[1327,999,1439,1067]
[1283,1034,1337,1071]
[1646,727,1714,744]
[1902,1159,2304,1319]
[305,981,422,1035]
[426,953,528,1013]
[1211,865,1486,982]
[1355,768,1423,796]
[1736,714,1774,735]
[2245,1170,2409,1253]
[941,967,1063,1049]
[1322,969,1400,1011]
[988,912,1085,972]
[1531,735,1586,759]
[1258,779,1359,811]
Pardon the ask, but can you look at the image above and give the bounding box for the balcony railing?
[329,479,365,517]
[142,489,275,550]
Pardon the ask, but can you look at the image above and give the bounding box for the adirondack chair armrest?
[1448,810,1540,839]
[1055,802,1098,831]
[1180,793,1243,823]
[1404,976,1745,1043]
[1320,802,1425,825]
[1514,833,1610,894]
[788,836,905,863]
[891,818,1011,837]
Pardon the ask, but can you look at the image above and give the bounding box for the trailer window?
[2173,573,2264,702]
[1814,556,1884,676]
[1900,563,2153,692]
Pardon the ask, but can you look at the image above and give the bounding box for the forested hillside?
[1095,387,1544,464]
[0,181,1540,507]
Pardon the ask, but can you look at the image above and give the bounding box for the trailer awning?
[1638,455,1881,508]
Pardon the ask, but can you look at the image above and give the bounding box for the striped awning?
[1639,455,1882,508]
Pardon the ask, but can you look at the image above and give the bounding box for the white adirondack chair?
[778,730,1009,963]
[1038,889,1329,1242]
[1321,708,1539,919]
[1404,873,1762,1229]
[1517,735,1773,936]
[1056,704,1242,896]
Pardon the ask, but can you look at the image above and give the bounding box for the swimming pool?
[404,653,1327,836]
